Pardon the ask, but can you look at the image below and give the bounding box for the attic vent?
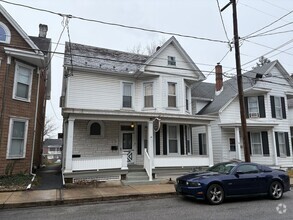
[168,56,176,66]
[256,73,262,79]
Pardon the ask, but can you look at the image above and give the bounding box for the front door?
[122,132,135,164]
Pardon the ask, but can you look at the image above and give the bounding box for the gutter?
[28,67,41,190]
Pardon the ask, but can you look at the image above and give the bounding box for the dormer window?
[0,22,11,44]
[168,56,176,66]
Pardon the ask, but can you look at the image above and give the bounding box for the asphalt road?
[1,192,292,220]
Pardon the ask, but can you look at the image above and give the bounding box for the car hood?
[178,171,222,181]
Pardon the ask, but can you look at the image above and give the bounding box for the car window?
[237,164,259,174]
[207,163,236,174]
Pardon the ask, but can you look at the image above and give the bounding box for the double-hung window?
[144,83,153,108]
[13,63,33,102]
[7,118,28,159]
[168,125,178,154]
[274,97,282,119]
[248,97,259,116]
[122,82,133,108]
[277,132,286,156]
[250,132,262,155]
[168,82,176,108]
[199,133,207,155]
[185,86,189,111]
[270,96,286,119]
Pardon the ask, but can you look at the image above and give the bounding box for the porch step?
[122,179,161,186]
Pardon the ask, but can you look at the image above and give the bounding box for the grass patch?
[0,174,32,191]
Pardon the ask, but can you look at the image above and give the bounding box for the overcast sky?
[2,0,293,137]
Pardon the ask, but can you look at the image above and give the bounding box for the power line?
[216,0,232,49]
[244,29,293,39]
[261,0,291,12]
[0,0,228,44]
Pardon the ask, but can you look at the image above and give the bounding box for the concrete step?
[122,179,161,186]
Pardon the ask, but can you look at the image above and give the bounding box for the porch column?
[65,118,74,172]
[148,120,154,168]
[235,127,242,160]
[272,128,278,166]
[206,124,214,166]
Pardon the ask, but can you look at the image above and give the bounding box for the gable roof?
[194,60,292,115]
[0,4,41,53]
[139,36,205,80]
[191,82,215,100]
[64,42,149,74]
[43,139,62,147]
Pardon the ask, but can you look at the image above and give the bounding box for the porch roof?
[219,121,278,128]
[62,108,217,125]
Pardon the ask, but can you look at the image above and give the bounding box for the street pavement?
[0,178,292,209]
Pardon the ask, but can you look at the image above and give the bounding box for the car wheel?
[206,184,224,205]
[269,181,283,200]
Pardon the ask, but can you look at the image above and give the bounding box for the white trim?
[6,118,29,159]
[0,21,11,44]
[167,81,177,108]
[12,61,34,102]
[250,132,263,156]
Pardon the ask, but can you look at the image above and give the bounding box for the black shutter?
[248,132,252,155]
[180,125,184,155]
[244,97,249,118]
[156,129,160,155]
[261,131,269,156]
[258,96,266,118]
[275,132,280,157]
[281,97,286,119]
[270,96,276,118]
[285,132,290,156]
[137,125,142,155]
[199,134,203,155]
[163,124,167,155]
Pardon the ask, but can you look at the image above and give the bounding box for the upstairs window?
[185,86,189,111]
[168,82,176,107]
[244,96,265,118]
[270,96,286,119]
[13,62,34,102]
[122,82,133,108]
[248,97,259,115]
[274,97,282,119]
[0,22,11,44]
[144,83,153,108]
[168,56,176,66]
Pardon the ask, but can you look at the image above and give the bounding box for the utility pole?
[222,0,250,162]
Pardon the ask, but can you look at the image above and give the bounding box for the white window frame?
[167,56,176,66]
[185,85,190,112]
[6,118,28,159]
[13,62,34,102]
[143,82,154,108]
[87,121,104,138]
[250,132,263,156]
[167,82,177,108]
[0,21,11,44]
[274,96,282,119]
[121,82,134,109]
[248,97,259,114]
[167,125,179,155]
[278,132,286,157]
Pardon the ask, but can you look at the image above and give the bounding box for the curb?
[1,192,176,209]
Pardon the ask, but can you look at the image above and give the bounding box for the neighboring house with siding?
[0,5,51,174]
[192,61,293,167]
[61,36,216,183]
[43,139,62,161]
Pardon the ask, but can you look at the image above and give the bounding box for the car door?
[227,164,262,196]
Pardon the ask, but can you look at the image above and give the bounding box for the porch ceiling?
[62,108,217,125]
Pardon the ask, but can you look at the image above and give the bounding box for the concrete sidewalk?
[0,183,176,209]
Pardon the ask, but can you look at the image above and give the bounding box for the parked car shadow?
[33,164,63,190]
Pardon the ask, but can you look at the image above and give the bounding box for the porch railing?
[154,156,209,168]
[144,149,152,181]
[72,154,128,171]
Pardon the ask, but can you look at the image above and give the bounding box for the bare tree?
[128,38,166,55]
[43,117,58,139]
[252,56,271,69]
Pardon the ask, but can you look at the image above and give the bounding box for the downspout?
[28,67,41,189]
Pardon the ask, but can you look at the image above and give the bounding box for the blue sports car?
[175,161,290,205]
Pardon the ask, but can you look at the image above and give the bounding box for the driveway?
[33,164,62,190]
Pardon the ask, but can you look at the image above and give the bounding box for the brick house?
[0,5,51,175]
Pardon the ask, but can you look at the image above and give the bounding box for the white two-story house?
[192,61,293,167]
[61,37,216,183]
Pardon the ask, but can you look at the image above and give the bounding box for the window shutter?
[156,128,160,155]
[199,134,203,155]
[137,125,142,155]
[244,97,249,118]
[281,97,286,119]
[190,128,193,154]
[261,131,269,156]
[163,124,167,155]
[258,96,266,118]
[270,96,276,118]
[285,132,290,156]
[248,132,252,155]
[180,125,184,155]
[275,132,280,157]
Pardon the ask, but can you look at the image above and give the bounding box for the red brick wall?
[0,12,47,175]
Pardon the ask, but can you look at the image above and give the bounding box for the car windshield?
[207,162,237,174]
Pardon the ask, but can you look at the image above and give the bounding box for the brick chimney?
[39,24,48,38]
[215,63,223,95]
